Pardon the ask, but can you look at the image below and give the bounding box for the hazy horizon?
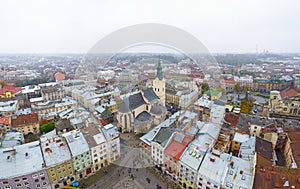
[0,0,299,54]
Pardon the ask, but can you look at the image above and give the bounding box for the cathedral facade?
[116,60,167,133]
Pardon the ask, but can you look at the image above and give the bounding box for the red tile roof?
[182,136,192,145]
[280,87,298,99]
[288,132,300,167]
[0,86,21,95]
[0,116,11,125]
[256,137,273,161]
[254,165,300,189]
[54,72,65,81]
[224,79,235,84]
[165,140,187,160]
[11,113,38,128]
[289,131,300,142]
[224,112,239,127]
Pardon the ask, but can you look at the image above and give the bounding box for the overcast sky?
[0,0,299,54]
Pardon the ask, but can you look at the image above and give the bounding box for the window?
[14,179,20,183]
[43,182,47,186]
[39,172,44,176]
[16,184,22,187]
[24,182,29,186]
[241,175,246,180]
[36,184,41,188]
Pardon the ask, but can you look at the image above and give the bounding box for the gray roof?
[236,114,275,133]
[55,119,72,130]
[119,92,147,113]
[143,88,159,103]
[152,127,176,147]
[150,104,166,115]
[136,111,152,121]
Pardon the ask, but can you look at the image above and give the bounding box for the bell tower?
[153,58,166,105]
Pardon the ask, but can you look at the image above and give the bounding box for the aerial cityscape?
[1,1,300,189]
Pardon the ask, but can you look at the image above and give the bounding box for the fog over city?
[0,0,299,53]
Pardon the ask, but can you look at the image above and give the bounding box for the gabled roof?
[256,137,273,161]
[280,87,298,99]
[288,132,300,167]
[0,86,22,95]
[119,92,147,113]
[11,113,38,128]
[152,127,176,147]
[143,87,159,103]
[254,165,300,189]
[165,140,187,160]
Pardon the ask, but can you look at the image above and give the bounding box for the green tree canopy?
[40,120,55,134]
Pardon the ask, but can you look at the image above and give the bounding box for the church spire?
[156,58,163,80]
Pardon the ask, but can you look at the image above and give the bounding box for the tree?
[240,99,254,114]
[0,80,8,87]
[40,120,55,133]
[201,83,209,94]
[234,83,241,92]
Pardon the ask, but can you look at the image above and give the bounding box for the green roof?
[204,90,221,96]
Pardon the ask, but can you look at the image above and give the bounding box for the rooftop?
[179,142,206,171]
[152,127,176,148]
[143,87,159,103]
[0,100,18,112]
[0,132,24,148]
[232,132,249,143]
[287,132,300,168]
[198,151,230,184]
[0,116,11,125]
[164,140,187,160]
[63,130,90,157]
[210,104,225,126]
[40,135,71,166]
[194,96,213,108]
[223,156,255,189]
[102,124,119,141]
[0,141,44,179]
[254,165,300,189]
[11,113,38,128]
[239,136,256,161]
[82,124,106,148]
[255,137,273,161]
